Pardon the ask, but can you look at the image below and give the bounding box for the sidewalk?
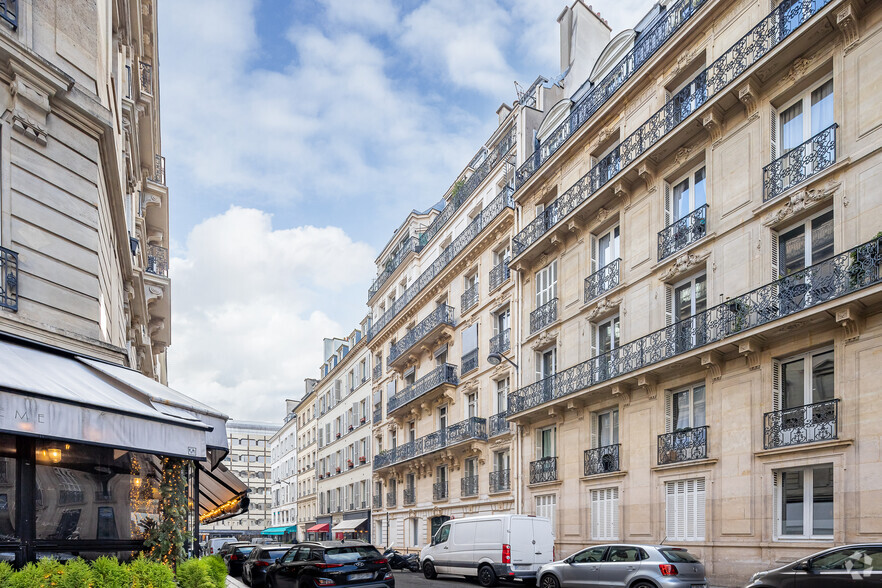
[226,576,247,588]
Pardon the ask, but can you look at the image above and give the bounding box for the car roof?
[296,541,373,548]
[576,544,695,550]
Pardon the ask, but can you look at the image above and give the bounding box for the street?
[390,571,470,588]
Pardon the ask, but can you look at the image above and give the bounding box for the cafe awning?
[198,461,249,524]
[262,525,297,536]
[307,523,330,533]
[331,518,368,532]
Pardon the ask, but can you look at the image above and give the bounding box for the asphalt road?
[390,571,476,588]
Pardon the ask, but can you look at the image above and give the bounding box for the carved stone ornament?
[585,296,622,321]
[614,181,631,210]
[738,338,763,371]
[658,250,711,281]
[702,105,724,144]
[674,146,692,166]
[762,180,841,227]
[595,207,610,224]
[672,48,697,78]
[637,374,657,400]
[786,57,813,84]
[461,379,479,394]
[836,1,860,51]
[737,78,759,116]
[530,329,557,351]
[145,284,164,306]
[597,126,613,146]
[10,67,54,146]
[700,350,724,381]
[638,160,657,191]
[835,304,863,341]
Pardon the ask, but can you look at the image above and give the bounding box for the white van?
[420,515,554,586]
[206,536,236,555]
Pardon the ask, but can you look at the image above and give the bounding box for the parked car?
[537,544,707,588]
[242,545,294,587]
[420,514,554,586]
[218,541,252,559]
[226,544,258,577]
[265,541,393,588]
[745,544,882,587]
[206,536,237,555]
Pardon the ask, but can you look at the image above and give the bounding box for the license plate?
[348,573,374,581]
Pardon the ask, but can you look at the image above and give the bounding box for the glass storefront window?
[0,434,16,542]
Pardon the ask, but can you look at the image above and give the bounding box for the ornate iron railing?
[658,205,708,260]
[508,235,882,415]
[139,61,153,96]
[515,0,708,188]
[763,124,837,202]
[490,329,510,355]
[368,190,514,341]
[489,260,511,291]
[403,488,415,506]
[373,363,382,381]
[373,407,382,424]
[387,363,458,414]
[529,457,558,484]
[373,417,487,469]
[530,298,558,333]
[386,491,396,508]
[0,247,18,312]
[764,399,839,450]
[489,412,510,437]
[585,259,621,302]
[461,283,479,312]
[148,154,166,185]
[513,0,833,257]
[0,1,16,29]
[489,469,511,493]
[146,244,169,277]
[369,236,422,300]
[388,304,456,366]
[462,349,479,374]
[584,444,621,475]
[373,494,382,509]
[658,426,708,465]
[433,481,448,501]
[461,475,478,497]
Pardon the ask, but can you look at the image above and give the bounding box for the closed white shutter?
[590,488,619,540]
[612,410,619,445]
[665,391,673,433]
[590,324,598,358]
[665,482,676,541]
[665,284,674,326]
[664,182,672,228]
[695,478,706,541]
[771,230,780,280]
[550,261,558,300]
[666,478,706,541]
[771,359,782,411]
[772,471,781,539]
[770,106,779,160]
[590,235,598,273]
[590,412,599,449]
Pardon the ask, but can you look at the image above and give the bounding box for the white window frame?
[535,260,558,307]
[665,384,706,433]
[590,487,619,541]
[773,346,835,410]
[535,494,557,535]
[495,378,509,414]
[774,464,834,541]
[591,407,619,449]
[536,425,557,459]
[592,315,620,357]
[536,348,557,381]
[665,478,706,541]
[774,207,834,278]
[665,164,707,227]
[466,392,478,419]
[773,74,835,159]
[591,225,620,273]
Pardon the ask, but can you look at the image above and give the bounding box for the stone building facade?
[269,399,298,536]
[295,381,318,541]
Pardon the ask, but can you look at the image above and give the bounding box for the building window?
[535,260,557,308]
[776,208,834,278]
[591,408,619,448]
[774,77,834,159]
[438,405,448,430]
[495,378,509,414]
[666,273,707,351]
[775,465,833,539]
[410,518,419,547]
[536,348,556,381]
[535,494,557,533]
[665,478,706,541]
[666,165,706,228]
[536,426,556,459]
[466,392,478,419]
[666,385,706,432]
[593,226,620,271]
[590,488,619,541]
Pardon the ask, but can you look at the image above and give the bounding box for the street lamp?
[487,352,518,370]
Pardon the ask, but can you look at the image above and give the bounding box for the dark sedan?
[226,544,257,577]
[745,544,882,587]
[266,541,393,588]
[243,545,295,587]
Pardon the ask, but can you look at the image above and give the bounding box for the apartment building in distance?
[295,380,319,541]
[505,0,882,585]
[268,399,299,541]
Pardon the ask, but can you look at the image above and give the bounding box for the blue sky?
[158,0,655,421]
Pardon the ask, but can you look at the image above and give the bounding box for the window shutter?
[772,471,780,539]
[353,401,359,421]
[590,235,598,273]
[612,410,619,445]
[665,284,674,326]
[590,491,599,539]
[770,106,779,160]
[665,482,676,540]
[551,261,558,300]
[535,429,543,459]
[695,478,706,540]
[772,359,782,411]
[771,230,780,280]
[665,391,673,433]
[590,412,599,449]
[611,488,619,539]
[664,182,672,227]
[590,324,598,358]
[685,479,696,539]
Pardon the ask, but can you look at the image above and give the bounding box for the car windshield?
[237,547,256,555]
[324,546,382,563]
[659,548,700,563]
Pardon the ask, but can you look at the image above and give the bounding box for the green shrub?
[91,556,128,588]
[176,558,216,588]
[202,556,227,588]
[128,555,175,588]
[58,558,94,588]
[0,561,14,586]
[6,562,40,588]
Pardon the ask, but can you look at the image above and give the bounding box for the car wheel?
[629,583,656,588]
[478,565,497,588]
[540,574,559,588]
[423,560,437,579]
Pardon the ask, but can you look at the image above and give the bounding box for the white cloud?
[167,207,375,420]
[318,0,400,34]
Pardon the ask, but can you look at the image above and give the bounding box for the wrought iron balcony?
[512,0,832,257]
[658,426,708,465]
[764,399,839,450]
[373,407,382,424]
[368,236,422,300]
[490,329,510,355]
[584,444,621,476]
[658,205,707,261]
[530,298,558,334]
[433,481,448,501]
[373,495,381,509]
[489,412,510,437]
[373,417,487,469]
[368,190,514,341]
[529,457,558,484]
[139,61,153,96]
[387,363,458,415]
[403,488,415,506]
[146,245,169,277]
[489,260,510,292]
[461,283,479,312]
[388,304,456,368]
[585,259,621,302]
[509,235,882,415]
[461,475,478,497]
[373,363,382,381]
[462,349,479,375]
[489,469,511,493]
[0,247,18,312]
[386,491,396,508]
[148,154,166,185]
[764,124,837,202]
[0,0,16,29]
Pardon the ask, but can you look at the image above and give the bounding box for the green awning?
[261,525,297,536]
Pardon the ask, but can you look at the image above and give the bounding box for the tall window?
[535,495,557,533]
[772,349,835,445]
[407,421,416,444]
[536,426,556,459]
[593,226,620,271]
[410,518,420,547]
[494,307,510,335]
[775,465,833,539]
[775,77,834,158]
[665,478,706,541]
[775,209,834,312]
[667,273,707,351]
[467,392,478,419]
[535,260,558,307]
[536,348,556,380]
[464,457,477,479]
[666,165,706,227]
[590,488,619,541]
[593,316,620,380]
[438,405,448,430]
[493,450,510,472]
[666,385,706,432]
[592,408,619,448]
[495,378,509,414]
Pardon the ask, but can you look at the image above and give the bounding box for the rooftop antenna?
[514,80,528,104]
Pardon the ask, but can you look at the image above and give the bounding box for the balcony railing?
[433,481,448,501]
[369,236,422,300]
[658,426,709,465]
[584,444,621,476]
[764,124,837,202]
[368,190,514,341]
[461,475,478,497]
[388,304,456,367]
[373,407,382,424]
[764,399,839,450]
[462,349,479,375]
[529,457,558,484]
[515,0,708,189]
[489,412,510,437]
[146,245,169,277]
[139,61,153,96]
[461,283,479,312]
[512,0,832,257]
[403,488,415,506]
[387,363,458,414]
[0,0,16,29]
[490,329,510,355]
[585,259,621,302]
[489,260,510,291]
[374,417,487,469]
[658,205,708,260]
[373,364,382,381]
[530,298,558,334]
[386,491,396,508]
[489,469,511,493]
[509,235,882,415]
[0,247,18,312]
[148,154,166,185]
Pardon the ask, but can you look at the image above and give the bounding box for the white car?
[206,536,237,555]
[420,515,555,587]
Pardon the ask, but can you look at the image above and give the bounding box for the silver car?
[537,544,707,588]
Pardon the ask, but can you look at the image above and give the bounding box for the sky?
[159,0,656,422]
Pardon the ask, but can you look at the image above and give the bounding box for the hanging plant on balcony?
[359,456,367,463]
[335,466,341,473]
[347,459,354,467]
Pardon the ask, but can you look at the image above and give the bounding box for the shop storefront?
[260,525,297,544]
[307,518,331,541]
[331,511,370,542]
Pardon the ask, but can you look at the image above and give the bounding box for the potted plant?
[336,466,341,473]
[360,417,367,424]
[336,432,341,438]
[347,459,354,467]
[348,425,354,432]
[359,456,367,463]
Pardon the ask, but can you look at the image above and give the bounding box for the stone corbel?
[700,350,724,381]
[146,228,164,245]
[611,383,631,406]
[762,180,841,226]
[530,329,557,351]
[835,304,864,341]
[658,250,711,282]
[145,284,164,307]
[738,338,763,371]
[613,180,632,210]
[148,317,165,336]
[737,78,759,117]
[585,296,622,321]
[638,161,657,192]
[141,191,162,211]
[702,104,724,144]
[637,374,657,400]
[566,218,582,233]
[565,398,582,412]
[836,0,860,52]
[9,62,56,146]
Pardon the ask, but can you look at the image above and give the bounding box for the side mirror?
[275,558,281,565]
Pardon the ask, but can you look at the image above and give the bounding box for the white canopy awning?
[331,518,368,532]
